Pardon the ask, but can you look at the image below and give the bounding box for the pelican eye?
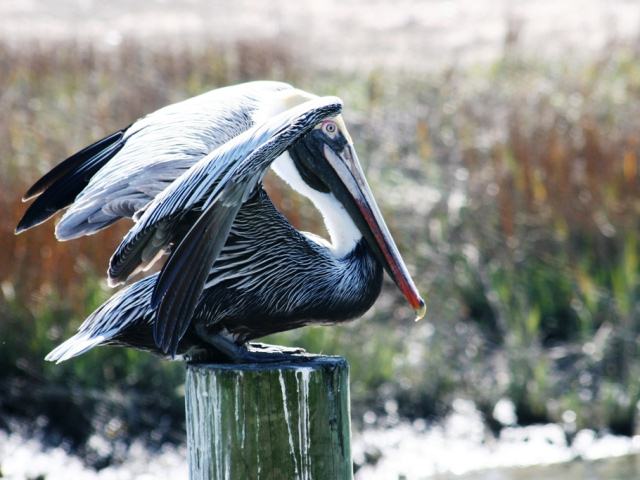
[322,121,337,136]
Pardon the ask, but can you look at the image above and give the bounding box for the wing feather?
[17,81,293,240]
[22,128,128,202]
[151,186,244,354]
[16,128,128,234]
[116,96,343,354]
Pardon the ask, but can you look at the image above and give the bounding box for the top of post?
[186,353,348,372]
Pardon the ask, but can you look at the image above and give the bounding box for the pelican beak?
[322,142,426,320]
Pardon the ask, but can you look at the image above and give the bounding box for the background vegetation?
[0,36,638,467]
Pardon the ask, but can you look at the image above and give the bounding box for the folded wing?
[16,81,293,240]
[110,96,343,355]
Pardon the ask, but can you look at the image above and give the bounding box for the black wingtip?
[23,183,46,202]
[15,201,56,235]
[152,306,178,357]
[150,202,232,357]
[152,309,180,358]
[16,127,129,234]
[23,127,129,201]
[152,301,167,351]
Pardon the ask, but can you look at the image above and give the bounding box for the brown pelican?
[16,81,425,362]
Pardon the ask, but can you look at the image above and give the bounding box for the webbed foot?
[188,329,309,364]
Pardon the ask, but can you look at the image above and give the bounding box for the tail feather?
[45,274,157,362]
[16,127,128,234]
[45,332,110,364]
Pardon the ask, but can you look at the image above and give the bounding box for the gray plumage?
[55,81,292,240]
[17,80,423,363]
[109,96,342,353]
[46,189,381,363]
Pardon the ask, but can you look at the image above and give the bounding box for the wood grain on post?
[185,356,352,480]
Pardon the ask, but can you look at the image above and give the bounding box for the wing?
[15,127,129,234]
[111,96,343,355]
[16,81,293,239]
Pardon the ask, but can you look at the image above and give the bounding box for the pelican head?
[274,107,426,320]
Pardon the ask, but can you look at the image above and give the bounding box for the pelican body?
[16,81,425,362]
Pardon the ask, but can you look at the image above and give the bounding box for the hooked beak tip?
[414,296,427,322]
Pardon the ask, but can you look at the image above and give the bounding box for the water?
[1,426,639,479]
[459,455,640,480]
[354,399,640,479]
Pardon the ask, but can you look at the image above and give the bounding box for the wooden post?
[185,355,352,480]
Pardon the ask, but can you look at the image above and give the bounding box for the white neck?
[271,152,362,258]
[252,93,362,258]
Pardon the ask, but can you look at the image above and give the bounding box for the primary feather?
[17,81,293,240]
[108,96,343,354]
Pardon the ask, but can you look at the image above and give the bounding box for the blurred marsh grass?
[0,38,299,455]
[0,37,639,460]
